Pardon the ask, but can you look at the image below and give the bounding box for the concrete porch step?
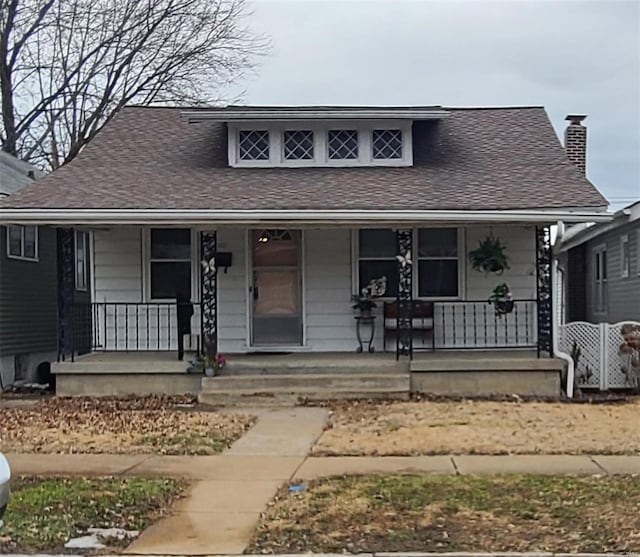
[198,372,410,405]
[202,372,410,391]
[198,386,409,406]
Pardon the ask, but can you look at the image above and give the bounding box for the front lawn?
[313,399,640,455]
[0,476,185,553]
[248,474,640,553]
[0,396,255,455]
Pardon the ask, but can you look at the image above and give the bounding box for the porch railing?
[60,301,202,361]
[405,299,538,355]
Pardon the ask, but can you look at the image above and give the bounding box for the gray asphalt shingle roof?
[0,105,607,211]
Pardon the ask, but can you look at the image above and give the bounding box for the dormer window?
[238,130,269,160]
[228,121,413,167]
[328,130,359,160]
[284,130,314,160]
[373,129,402,159]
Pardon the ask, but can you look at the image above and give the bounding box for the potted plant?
[351,277,387,318]
[203,353,226,377]
[488,283,514,316]
[469,235,510,275]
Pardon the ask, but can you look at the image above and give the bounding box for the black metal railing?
[59,301,201,362]
[406,299,538,354]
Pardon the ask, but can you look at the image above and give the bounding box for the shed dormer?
[183,106,449,168]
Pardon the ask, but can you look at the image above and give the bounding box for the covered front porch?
[56,222,554,363]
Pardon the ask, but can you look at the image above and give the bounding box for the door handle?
[253,286,259,300]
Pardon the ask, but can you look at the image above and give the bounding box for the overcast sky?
[239,0,640,210]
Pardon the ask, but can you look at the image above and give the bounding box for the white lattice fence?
[559,321,640,390]
[559,321,602,389]
[606,322,640,389]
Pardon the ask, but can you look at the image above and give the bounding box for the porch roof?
[0,105,609,223]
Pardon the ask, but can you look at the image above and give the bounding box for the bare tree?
[0,0,268,168]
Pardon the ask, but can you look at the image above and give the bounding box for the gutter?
[0,208,614,226]
[552,221,574,398]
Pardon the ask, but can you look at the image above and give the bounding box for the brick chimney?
[564,114,587,174]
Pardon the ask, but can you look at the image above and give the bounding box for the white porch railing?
[559,321,640,390]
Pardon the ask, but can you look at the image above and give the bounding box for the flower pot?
[204,367,215,378]
[495,299,514,315]
[359,309,373,319]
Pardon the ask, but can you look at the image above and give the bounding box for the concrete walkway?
[128,406,329,555]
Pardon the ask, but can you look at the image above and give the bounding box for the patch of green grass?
[248,474,640,553]
[0,476,185,553]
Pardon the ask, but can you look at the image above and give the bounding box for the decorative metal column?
[200,230,218,357]
[536,226,553,357]
[396,229,413,359]
[57,228,75,361]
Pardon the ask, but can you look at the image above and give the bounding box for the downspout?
[552,220,574,398]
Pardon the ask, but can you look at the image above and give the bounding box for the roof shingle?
[0,106,608,211]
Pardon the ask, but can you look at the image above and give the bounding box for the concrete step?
[198,387,409,406]
[202,373,410,392]
[220,358,406,376]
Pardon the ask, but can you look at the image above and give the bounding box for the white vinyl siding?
[217,228,247,353]
[304,229,356,351]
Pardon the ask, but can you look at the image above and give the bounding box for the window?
[75,231,89,291]
[238,130,269,160]
[417,228,459,297]
[328,130,358,160]
[621,234,630,278]
[594,245,607,313]
[149,229,191,300]
[372,129,402,159]
[6,225,38,261]
[284,130,313,160]
[357,229,399,297]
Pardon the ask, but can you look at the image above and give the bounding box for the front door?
[250,229,303,346]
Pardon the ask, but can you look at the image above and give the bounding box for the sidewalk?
[7,452,640,479]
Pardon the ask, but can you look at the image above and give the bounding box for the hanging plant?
[488,282,514,317]
[469,235,510,274]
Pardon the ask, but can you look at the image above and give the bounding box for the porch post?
[57,227,75,362]
[200,230,218,357]
[536,225,553,357]
[396,228,413,359]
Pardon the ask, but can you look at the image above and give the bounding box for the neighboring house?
[0,152,56,387]
[557,200,640,324]
[0,105,611,398]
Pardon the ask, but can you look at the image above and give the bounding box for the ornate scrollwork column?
[57,228,75,361]
[200,230,218,357]
[396,229,413,359]
[536,226,553,356]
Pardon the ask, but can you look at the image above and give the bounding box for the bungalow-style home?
[0,152,56,388]
[557,200,640,324]
[0,106,611,400]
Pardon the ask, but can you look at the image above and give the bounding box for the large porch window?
[356,228,461,299]
[149,228,192,300]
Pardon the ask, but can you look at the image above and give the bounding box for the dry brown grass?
[248,475,640,553]
[0,396,255,455]
[313,399,640,455]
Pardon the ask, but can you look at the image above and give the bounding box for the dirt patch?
[247,474,640,553]
[313,399,640,455]
[0,396,256,455]
[0,475,185,553]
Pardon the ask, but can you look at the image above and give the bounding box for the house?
[557,200,640,324]
[0,105,611,399]
[0,152,57,388]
